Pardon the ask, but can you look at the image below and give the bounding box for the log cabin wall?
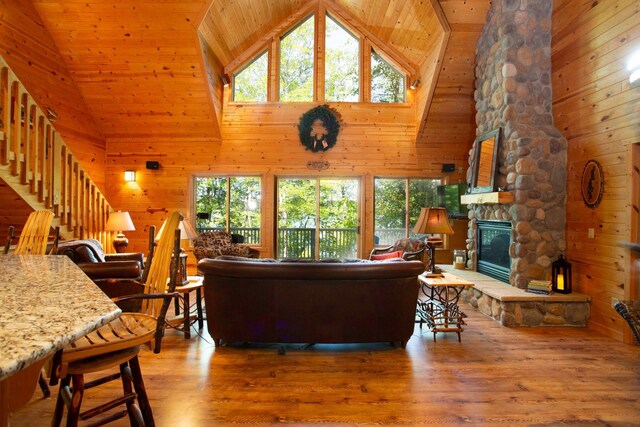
[551,0,640,342]
[0,0,107,191]
[106,98,465,260]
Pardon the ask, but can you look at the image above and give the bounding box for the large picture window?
[279,15,315,102]
[374,178,440,245]
[194,176,262,244]
[325,15,359,102]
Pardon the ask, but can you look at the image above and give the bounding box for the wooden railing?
[0,55,112,248]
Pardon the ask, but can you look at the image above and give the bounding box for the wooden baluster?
[51,131,61,213]
[40,123,51,203]
[78,169,86,238]
[70,160,79,235]
[9,81,22,176]
[1,66,9,165]
[59,146,68,225]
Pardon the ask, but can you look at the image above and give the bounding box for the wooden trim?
[626,142,640,344]
[417,0,451,139]
[194,32,222,139]
[315,6,326,102]
[361,39,372,103]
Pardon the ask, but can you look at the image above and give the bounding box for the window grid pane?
[371,50,405,103]
[325,15,359,102]
[233,51,268,102]
[279,15,315,102]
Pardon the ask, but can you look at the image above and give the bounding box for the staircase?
[0,55,112,249]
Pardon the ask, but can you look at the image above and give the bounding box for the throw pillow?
[370,250,403,261]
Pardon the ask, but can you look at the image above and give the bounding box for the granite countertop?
[0,255,121,381]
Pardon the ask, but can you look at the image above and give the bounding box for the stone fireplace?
[477,221,512,283]
[466,0,567,289]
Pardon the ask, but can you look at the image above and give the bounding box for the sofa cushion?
[370,250,403,261]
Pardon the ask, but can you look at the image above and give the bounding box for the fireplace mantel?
[461,192,514,205]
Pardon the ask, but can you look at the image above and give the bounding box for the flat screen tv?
[437,183,469,218]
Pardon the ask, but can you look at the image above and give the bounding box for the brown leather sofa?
[56,239,144,284]
[199,257,425,348]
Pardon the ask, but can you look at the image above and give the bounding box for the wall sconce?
[410,79,420,90]
[221,74,230,87]
[628,49,640,85]
[551,254,572,294]
[124,170,136,182]
[45,107,58,122]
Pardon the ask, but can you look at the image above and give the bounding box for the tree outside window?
[374,178,439,244]
[233,51,268,102]
[371,50,405,103]
[279,15,315,102]
[195,176,261,244]
[325,15,359,102]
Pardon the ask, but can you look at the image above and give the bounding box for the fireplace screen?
[477,221,511,283]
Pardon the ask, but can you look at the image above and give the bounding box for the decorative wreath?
[297,105,340,152]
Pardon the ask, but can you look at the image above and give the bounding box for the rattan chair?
[51,211,183,427]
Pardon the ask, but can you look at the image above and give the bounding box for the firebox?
[477,221,512,283]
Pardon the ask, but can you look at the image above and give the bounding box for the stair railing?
[0,55,112,249]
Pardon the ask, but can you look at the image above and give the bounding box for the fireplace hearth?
[477,221,511,283]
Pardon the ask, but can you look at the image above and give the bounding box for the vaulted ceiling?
[32,0,492,144]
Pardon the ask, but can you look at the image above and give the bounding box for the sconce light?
[221,74,230,87]
[410,79,420,90]
[628,49,640,85]
[551,254,572,294]
[124,170,136,182]
[45,107,58,122]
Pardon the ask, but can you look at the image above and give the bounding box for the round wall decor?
[297,105,340,152]
[580,159,604,208]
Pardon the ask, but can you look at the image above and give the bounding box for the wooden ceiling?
[32,0,219,143]
[199,0,441,73]
[31,0,491,145]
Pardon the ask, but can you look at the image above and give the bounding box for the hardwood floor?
[12,305,640,426]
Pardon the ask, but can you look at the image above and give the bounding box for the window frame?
[324,13,361,103]
[278,13,316,102]
[232,49,269,102]
[227,7,412,105]
[192,174,263,245]
[373,177,445,246]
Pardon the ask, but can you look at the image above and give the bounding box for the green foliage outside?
[371,50,405,103]
[325,16,359,102]
[195,177,261,244]
[233,51,268,102]
[279,16,314,102]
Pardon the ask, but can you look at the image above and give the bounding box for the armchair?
[56,238,144,284]
[370,238,434,272]
[193,231,259,263]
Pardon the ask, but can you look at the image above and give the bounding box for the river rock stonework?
[467,0,567,289]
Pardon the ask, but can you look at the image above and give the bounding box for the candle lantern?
[552,254,572,294]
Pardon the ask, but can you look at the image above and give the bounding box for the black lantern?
[552,254,572,294]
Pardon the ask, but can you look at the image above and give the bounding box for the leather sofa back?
[199,258,424,347]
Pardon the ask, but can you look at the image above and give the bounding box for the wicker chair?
[614,300,640,345]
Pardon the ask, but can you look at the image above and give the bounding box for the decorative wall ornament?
[306,160,330,170]
[297,105,340,152]
[581,159,604,208]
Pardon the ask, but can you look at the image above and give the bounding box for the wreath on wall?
[297,105,341,152]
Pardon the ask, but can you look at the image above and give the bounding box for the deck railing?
[0,55,112,248]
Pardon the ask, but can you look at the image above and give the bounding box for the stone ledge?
[440,266,591,327]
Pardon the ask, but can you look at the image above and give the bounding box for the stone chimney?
[467,0,567,289]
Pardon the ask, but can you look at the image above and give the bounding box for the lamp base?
[112,233,129,253]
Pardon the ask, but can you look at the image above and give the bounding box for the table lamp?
[413,207,454,274]
[105,211,135,253]
[155,218,198,284]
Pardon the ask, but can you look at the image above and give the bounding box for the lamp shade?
[413,207,454,235]
[105,211,135,232]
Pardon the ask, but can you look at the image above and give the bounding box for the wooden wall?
[551,0,640,342]
[0,0,107,190]
[106,97,462,261]
[0,178,33,236]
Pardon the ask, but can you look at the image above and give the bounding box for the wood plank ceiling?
[31,0,491,145]
[31,0,218,143]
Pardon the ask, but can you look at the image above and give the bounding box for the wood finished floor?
[12,305,640,426]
